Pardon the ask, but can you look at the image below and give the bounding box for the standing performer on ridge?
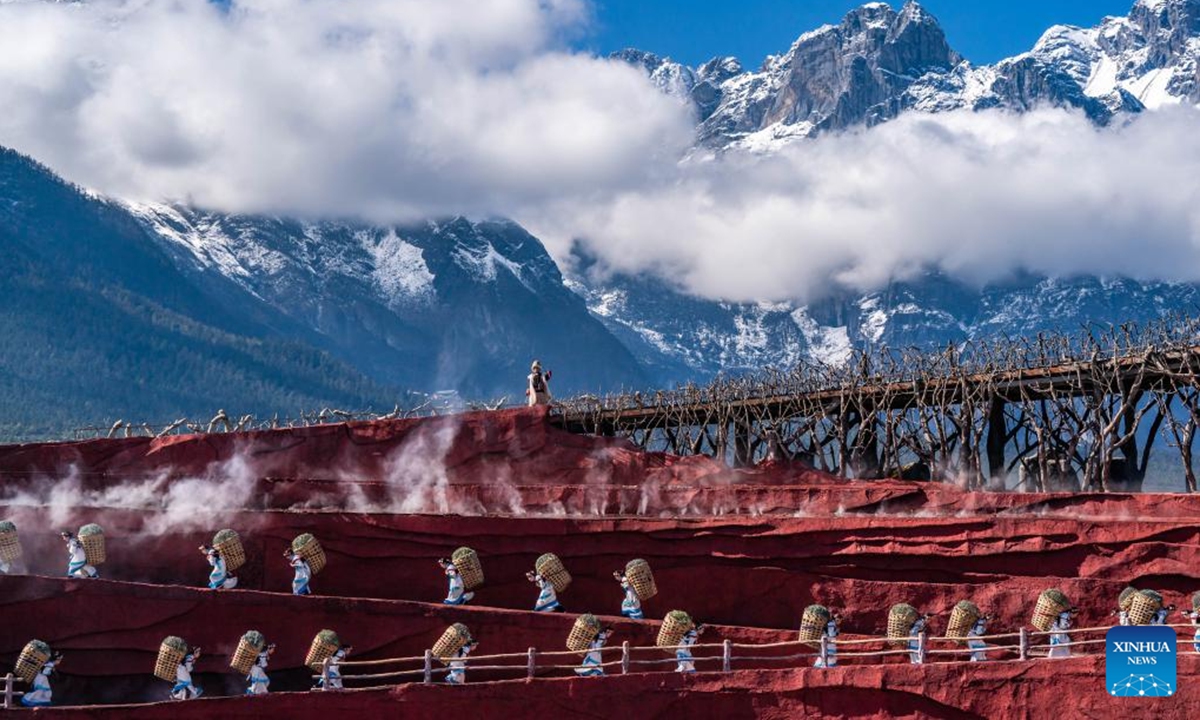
[445,638,478,685]
[908,613,931,665]
[315,645,352,690]
[1048,609,1076,659]
[61,531,97,579]
[527,569,562,612]
[527,360,552,407]
[200,545,238,590]
[440,558,474,606]
[1151,604,1176,625]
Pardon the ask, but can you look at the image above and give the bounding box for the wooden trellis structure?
[553,318,1200,492]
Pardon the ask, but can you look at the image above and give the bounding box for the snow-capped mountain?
[616,0,1200,151]
[126,204,647,397]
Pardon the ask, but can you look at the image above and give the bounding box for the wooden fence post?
[527,648,536,679]
[819,636,829,668]
[320,657,331,691]
[917,631,928,664]
[621,641,630,674]
[3,673,12,709]
[1019,628,1029,661]
[723,640,732,672]
[423,649,433,685]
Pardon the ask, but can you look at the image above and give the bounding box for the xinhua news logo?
[1106,626,1176,697]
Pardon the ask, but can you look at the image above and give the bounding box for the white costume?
[207,550,238,590]
[170,653,203,700]
[533,574,560,612]
[577,635,607,677]
[527,367,551,407]
[0,558,10,575]
[620,577,642,620]
[908,617,928,665]
[675,629,699,673]
[1151,608,1171,625]
[317,648,346,690]
[443,564,473,605]
[66,537,97,579]
[1118,610,1130,626]
[21,660,55,707]
[1048,612,1072,659]
[446,645,472,685]
[814,619,839,668]
[246,651,270,695]
[967,618,988,662]
[290,555,311,595]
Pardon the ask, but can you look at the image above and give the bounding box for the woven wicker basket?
[305,630,340,671]
[536,553,571,593]
[433,623,472,663]
[798,604,831,648]
[452,547,484,591]
[1118,586,1139,612]
[292,533,326,575]
[1129,589,1163,626]
[14,640,51,684]
[155,637,188,682]
[0,521,22,564]
[887,604,920,647]
[625,559,657,601]
[945,600,980,643]
[656,610,694,654]
[1032,589,1070,632]
[231,630,266,675]
[214,529,246,573]
[79,523,106,566]
[567,614,602,654]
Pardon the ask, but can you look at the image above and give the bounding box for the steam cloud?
[1,1,1199,302]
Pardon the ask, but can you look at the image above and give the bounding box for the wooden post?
[423,649,433,685]
[527,648,536,679]
[1019,628,1028,661]
[621,641,630,675]
[3,673,12,709]
[320,657,331,691]
[917,631,928,664]
[819,636,829,668]
[722,639,732,672]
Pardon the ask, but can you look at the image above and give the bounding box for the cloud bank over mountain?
[2,0,1200,303]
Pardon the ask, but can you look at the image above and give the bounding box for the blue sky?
[586,0,1135,67]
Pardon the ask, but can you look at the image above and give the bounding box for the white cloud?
[2,2,1200,304]
[0,0,692,217]
[527,107,1200,302]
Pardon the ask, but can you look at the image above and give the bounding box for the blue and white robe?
[443,564,473,605]
[967,619,988,662]
[316,648,345,690]
[445,645,472,684]
[675,629,699,673]
[246,651,270,695]
[1118,610,1130,626]
[0,558,11,575]
[291,556,311,596]
[66,538,96,579]
[207,551,237,590]
[620,578,642,620]
[1048,612,1071,659]
[908,618,927,665]
[170,654,202,700]
[814,620,839,668]
[21,661,55,707]
[533,575,560,612]
[1151,608,1171,625]
[576,638,606,677]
